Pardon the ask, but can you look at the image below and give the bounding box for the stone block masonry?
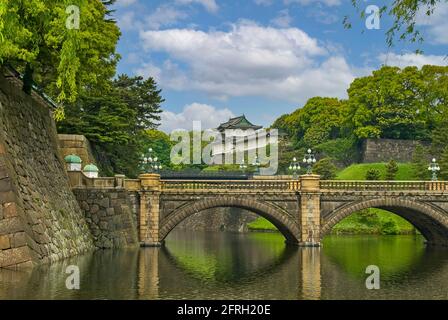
[362,138,431,163]
[73,189,139,249]
[58,134,96,167]
[0,68,95,269]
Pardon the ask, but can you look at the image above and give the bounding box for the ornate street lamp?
[428,158,440,181]
[288,157,301,180]
[239,163,248,173]
[141,148,163,173]
[252,155,261,176]
[303,149,317,175]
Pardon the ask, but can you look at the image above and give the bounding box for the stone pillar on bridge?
[139,174,162,247]
[299,175,321,247]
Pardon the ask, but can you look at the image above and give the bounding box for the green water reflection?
[0,231,447,300]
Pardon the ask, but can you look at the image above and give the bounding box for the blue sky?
[112,0,448,132]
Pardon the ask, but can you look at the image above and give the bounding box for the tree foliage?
[347,66,432,140]
[273,97,348,146]
[385,160,399,180]
[366,168,381,181]
[0,0,120,118]
[314,158,338,180]
[57,75,163,178]
[274,65,448,168]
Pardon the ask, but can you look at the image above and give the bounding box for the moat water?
[1,231,447,300]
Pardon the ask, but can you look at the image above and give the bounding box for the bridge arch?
[159,197,300,244]
[321,198,448,246]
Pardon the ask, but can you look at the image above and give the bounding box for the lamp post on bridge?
[289,157,301,180]
[428,158,440,181]
[303,149,317,175]
[140,148,162,174]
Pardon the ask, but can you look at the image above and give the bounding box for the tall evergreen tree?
[58,76,164,178]
[385,160,399,180]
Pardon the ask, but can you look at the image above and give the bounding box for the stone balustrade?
[320,180,448,192]
[160,180,301,192]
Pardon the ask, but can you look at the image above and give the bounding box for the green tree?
[412,144,430,180]
[0,0,120,118]
[272,97,348,146]
[347,66,427,140]
[143,130,173,170]
[385,160,399,180]
[315,136,359,166]
[366,169,381,181]
[314,158,337,180]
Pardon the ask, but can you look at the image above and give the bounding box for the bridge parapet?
[320,180,448,192]
[160,179,300,192]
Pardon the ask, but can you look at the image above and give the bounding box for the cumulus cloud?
[116,0,137,7]
[175,0,219,13]
[139,21,358,103]
[160,103,235,132]
[379,53,448,68]
[146,5,188,30]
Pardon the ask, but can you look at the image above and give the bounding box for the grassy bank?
[336,163,415,180]
[248,209,416,235]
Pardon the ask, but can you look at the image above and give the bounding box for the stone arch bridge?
[69,173,448,247]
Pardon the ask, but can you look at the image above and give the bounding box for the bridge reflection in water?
[1,231,448,299]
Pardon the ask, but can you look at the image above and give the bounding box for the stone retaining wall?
[73,189,139,248]
[58,134,96,167]
[0,68,95,269]
[362,138,431,163]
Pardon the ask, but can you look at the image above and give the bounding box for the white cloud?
[146,5,188,30]
[139,21,358,103]
[416,2,448,44]
[271,9,293,28]
[378,53,448,69]
[116,0,137,7]
[160,103,235,132]
[284,0,341,7]
[175,0,219,13]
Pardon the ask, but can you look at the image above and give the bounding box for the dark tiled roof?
[217,115,262,131]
